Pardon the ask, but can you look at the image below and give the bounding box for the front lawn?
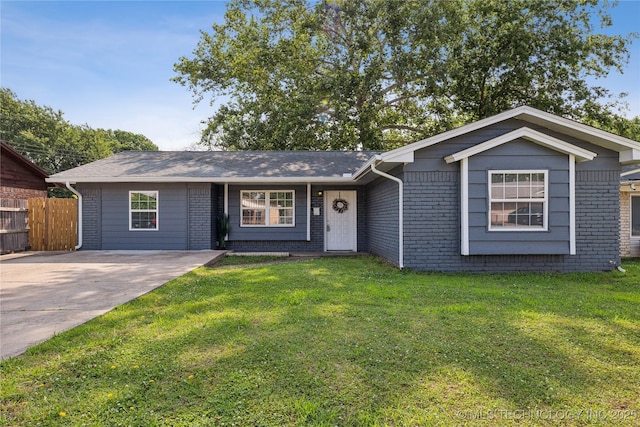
[2,257,639,426]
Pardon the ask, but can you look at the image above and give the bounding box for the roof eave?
[46,176,357,184]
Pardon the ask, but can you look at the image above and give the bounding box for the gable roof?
[47,150,379,184]
[379,105,640,165]
[1,141,50,180]
[443,127,598,164]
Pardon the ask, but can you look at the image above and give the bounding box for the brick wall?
[366,172,401,265]
[400,170,620,272]
[188,184,212,250]
[78,184,101,250]
[403,171,460,271]
[0,186,46,200]
[568,170,620,270]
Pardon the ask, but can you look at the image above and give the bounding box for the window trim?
[488,170,548,232]
[240,190,296,227]
[129,191,159,231]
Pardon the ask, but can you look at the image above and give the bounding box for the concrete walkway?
[0,250,223,360]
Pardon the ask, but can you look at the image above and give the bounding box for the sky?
[1,1,639,152]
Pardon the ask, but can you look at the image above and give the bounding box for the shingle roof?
[622,165,640,182]
[47,150,379,183]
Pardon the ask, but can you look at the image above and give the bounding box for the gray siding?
[227,185,308,241]
[468,139,570,255]
[227,186,367,253]
[101,183,187,250]
[366,167,401,266]
[79,183,215,250]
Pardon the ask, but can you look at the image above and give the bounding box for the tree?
[110,129,158,152]
[587,114,640,141]
[0,88,158,174]
[174,0,637,151]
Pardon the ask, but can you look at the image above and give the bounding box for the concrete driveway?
[0,250,223,360]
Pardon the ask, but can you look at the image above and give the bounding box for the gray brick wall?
[400,169,620,272]
[403,171,459,270]
[78,184,101,250]
[366,171,401,265]
[356,188,368,252]
[568,170,620,270]
[188,184,212,250]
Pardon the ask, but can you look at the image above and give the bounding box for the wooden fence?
[28,198,78,251]
[0,199,29,254]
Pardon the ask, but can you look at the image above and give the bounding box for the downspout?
[223,183,229,242]
[306,183,311,241]
[370,160,404,269]
[65,182,82,250]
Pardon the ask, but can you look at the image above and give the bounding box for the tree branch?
[381,95,414,109]
[381,124,424,133]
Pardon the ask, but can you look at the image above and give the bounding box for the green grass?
[1,256,639,426]
[213,254,291,267]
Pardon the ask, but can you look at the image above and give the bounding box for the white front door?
[325,190,357,251]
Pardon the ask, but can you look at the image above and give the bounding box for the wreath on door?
[332,198,349,213]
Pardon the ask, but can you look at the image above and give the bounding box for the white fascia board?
[621,168,640,177]
[620,149,640,165]
[380,106,534,161]
[515,107,640,152]
[45,176,355,184]
[444,127,597,164]
[351,154,382,180]
[380,150,414,163]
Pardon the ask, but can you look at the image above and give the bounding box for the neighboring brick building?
[0,141,50,253]
[0,141,49,200]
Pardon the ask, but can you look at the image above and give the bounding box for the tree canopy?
[0,88,158,174]
[174,0,638,151]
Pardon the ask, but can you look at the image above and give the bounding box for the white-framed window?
[241,190,295,227]
[488,170,547,231]
[632,194,640,238]
[129,191,158,231]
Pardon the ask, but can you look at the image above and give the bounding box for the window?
[632,195,640,237]
[241,190,294,227]
[129,191,158,230]
[488,171,547,230]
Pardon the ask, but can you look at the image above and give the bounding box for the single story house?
[47,106,640,272]
[620,166,640,257]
